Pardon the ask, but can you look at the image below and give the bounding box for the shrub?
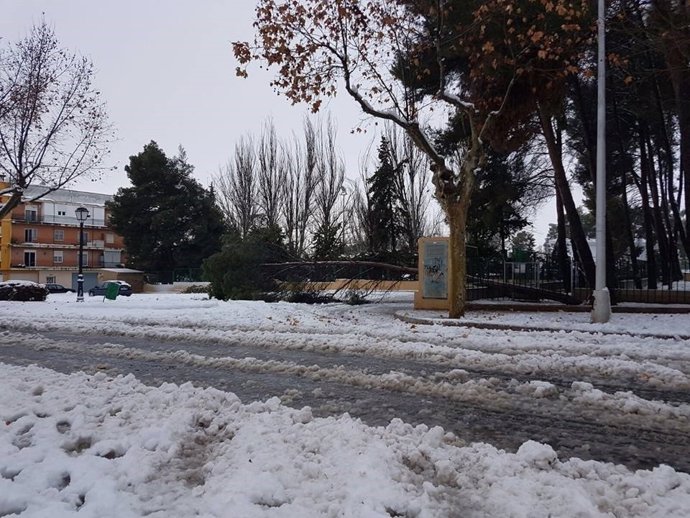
[203,225,289,300]
[0,281,49,301]
[181,284,210,294]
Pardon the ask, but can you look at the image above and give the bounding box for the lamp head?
[75,206,90,222]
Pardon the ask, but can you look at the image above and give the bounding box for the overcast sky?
[2,0,557,242]
[2,1,367,188]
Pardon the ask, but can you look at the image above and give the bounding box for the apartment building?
[0,183,127,291]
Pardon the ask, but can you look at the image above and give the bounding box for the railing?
[10,215,107,227]
[12,240,109,248]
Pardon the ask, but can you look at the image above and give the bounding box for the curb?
[394,311,690,341]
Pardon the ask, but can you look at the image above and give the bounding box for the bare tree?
[315,117,345,226]
[350,165,375,255]
[313,116,345,249]
[0,21,113,218]
[257,119,286,228]
[281,118,320,257]
[213,137,257,238]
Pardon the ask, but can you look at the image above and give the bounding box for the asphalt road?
[2,326,689,473]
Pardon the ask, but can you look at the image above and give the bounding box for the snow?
[0,280,44,288]
[2,291,690,516]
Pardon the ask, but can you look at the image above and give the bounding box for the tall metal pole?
[341,186,347,251]
[77,219,85,302]
[592,0,611,323]
[75,206,89,302]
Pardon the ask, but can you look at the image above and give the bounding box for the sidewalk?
[395,303,690,340]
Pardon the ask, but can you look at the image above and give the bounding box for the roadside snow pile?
[2,363,689,517]
[0,280,48,302]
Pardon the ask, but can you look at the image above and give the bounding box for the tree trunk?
[612,96,641,289]
[649,55,690,260]
[555,190,572,293]
[661,24,690,242]
[538,103,596,288]
[644,132,672,286]
[637,125,658,289]
[447,199,470,318]
[653,143,683,282]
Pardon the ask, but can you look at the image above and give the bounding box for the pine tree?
[108,142,225,280]
[367,137,401,259]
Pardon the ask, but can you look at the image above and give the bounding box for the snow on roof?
[24,185,112,206]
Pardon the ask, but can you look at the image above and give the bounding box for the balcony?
[10,215,107,227]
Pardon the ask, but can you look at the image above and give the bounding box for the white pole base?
[591,287,611,323]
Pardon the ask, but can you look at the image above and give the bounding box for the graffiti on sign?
[422,241,448,299]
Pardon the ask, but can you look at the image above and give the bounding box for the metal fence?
[467,253,690,304]
[145,268,204,284]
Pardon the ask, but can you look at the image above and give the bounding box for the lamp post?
[75,206,90,302]
[591,0,611,323]
[340,186,347,251]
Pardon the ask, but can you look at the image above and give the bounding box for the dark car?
[44,283,75,293]
[88,280,133,297]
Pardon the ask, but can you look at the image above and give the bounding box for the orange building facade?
[0,183,127,290]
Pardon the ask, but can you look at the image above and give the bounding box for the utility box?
[414,237,450,310]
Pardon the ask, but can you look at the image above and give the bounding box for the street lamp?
[591,0,611,323]
[75,206,90,302]
[341,186,347,246]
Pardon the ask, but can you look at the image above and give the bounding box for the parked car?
[88,280,133,297]
[44,283,75,294]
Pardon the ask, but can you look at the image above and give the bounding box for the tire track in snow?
[2,331,690,472]
[4,321,690,402]
[2,331,689,433]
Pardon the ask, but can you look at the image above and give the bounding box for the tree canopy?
[108,142,225,279]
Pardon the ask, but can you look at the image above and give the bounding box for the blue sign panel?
[423,241,448,299]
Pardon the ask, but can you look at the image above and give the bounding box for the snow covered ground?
[2,291,690,517]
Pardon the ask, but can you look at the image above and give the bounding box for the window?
[46,276,56,284]
[25,228,38,242]
[54,229,64,242]
[57,210,66,217]
[25,207,38,222]
[105,233,115,244]
[24,251,36,267]
[53,251,63,264]
[80,231,90,245]
[79,251,89,267]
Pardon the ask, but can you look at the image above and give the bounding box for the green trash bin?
[104,282,120,300]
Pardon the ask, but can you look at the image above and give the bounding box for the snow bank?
[2,364,690,517]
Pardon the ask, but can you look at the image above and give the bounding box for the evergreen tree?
[467,147,547,258]
[204,224,288,300]
[511,231,536,261]
[108,142,225,280]
[312,222,343,260]
[367,137,402,259]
